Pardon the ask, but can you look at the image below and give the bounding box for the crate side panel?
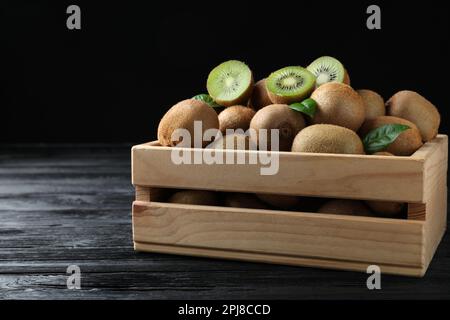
[134,242,425,277]
[132,146,424,202]
[423,135,448,270]
[132,201,424,267]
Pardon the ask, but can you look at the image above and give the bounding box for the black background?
[1,0,449,143]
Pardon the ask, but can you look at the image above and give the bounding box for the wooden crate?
[131,135,448,277]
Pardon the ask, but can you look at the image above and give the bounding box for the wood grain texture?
[135,186,150,201]
[1,144,449,299]
[408,203,426,221]
[134,242,425,277]
[132,139,431,202]
[133,201,425,275]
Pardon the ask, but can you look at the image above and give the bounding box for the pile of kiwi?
[155,57,441,218]
[159,188,407,219]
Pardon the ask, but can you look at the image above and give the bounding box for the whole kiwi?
[250,104,306,151]
[255,193,301,210]
[317,199,372,217]
[365,200,405,218]
[168,190,219,206]
[386,90,440,142]
[207,133,252,150]
[359,116,423,156]
[218,105,255,133]
[311,82,365,132]
[357,89,385,120]
[158,99,219,147]
[248,79,273,110]
[343,69,351,86]
[224,193,269,209]
[147,188,172,202]
[291,124,365,154]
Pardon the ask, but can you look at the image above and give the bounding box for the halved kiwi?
[266,66,315,104]
[307,56,346,87]
[207,60,254,107]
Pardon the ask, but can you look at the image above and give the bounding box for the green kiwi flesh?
[307,56,346,87]
[266,66,316,104]
[207,60,254,107]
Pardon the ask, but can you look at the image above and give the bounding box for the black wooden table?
[1,144,449,300]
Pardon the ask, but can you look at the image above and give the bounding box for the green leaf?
[289,98,317,118]
[363,124,410,154]
[193,94,222,108]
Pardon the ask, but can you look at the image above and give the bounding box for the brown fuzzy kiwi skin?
[291,124,365,155]
[147,188,172,202]
[386,90,440,142]
[357,89,385,120]
[343,69,351,86]
[218,105,255,134]
[157,99,219,147]
[365,201,405,218]
[255,193,301,210]
[359,116,423,156]
[250,104,306,151]
[207,133,253,150]
[216,76,255,107]
[168,190,219,206]
[248,79,273,110]
[311,82,365,132]
[224,193,269,209]
[317,199,373,217]
[373,151,395,156]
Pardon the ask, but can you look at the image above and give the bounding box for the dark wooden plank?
[0,144,449,300]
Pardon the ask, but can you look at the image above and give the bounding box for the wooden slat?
[408,203,426,221]
[135,186,150,201]
[132,143,426,202]
[423,135,448,202]
[417,134,447,274]
[134,242,425,277]
[132,201,425,268]
[423,172,447,270]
